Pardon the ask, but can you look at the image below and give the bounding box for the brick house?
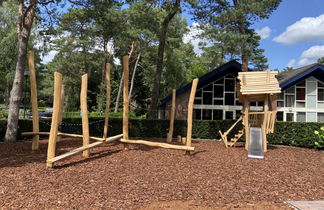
[159,61,324,122]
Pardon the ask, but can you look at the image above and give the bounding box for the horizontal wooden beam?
[119,139,195,151]
[47,134,123,165]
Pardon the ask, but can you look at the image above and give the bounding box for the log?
[57,85,65,142]
[166,89,176,142]
[122,56,129,150]
[186,78,198,149]
[28,51,40,150]
[119,139,194,151]
[81,74,90,157]
[177,135,181,143]
[103,63,111,139]
[47,72,62,168]
[262,96,269,152]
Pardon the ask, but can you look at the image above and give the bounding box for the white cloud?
[255,26,271,39]
[274,14,324,45]
[287,45,324,67]
[42,50,58,64]
[183,22,209,55]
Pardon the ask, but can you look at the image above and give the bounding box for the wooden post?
[28,51,40,150]
[57,85,65,142]
[177,135,181,143]
[166,89,176,142]
[186,78,198,154]
[103,63,111,139]
[122,56,129,150]
[81,74,90,157]
[181,137,186,145]
[262,96,269,152]
[46,72,62,168]
[243,98,249,150]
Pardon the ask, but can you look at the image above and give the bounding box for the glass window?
[318,88,324,101]
[203,92,212,105]
[196,89,202,97]
[296,112,306,122]
[214,99,223,105]
[277,112,283,121]
[318,82,324,87]
[250,102,257,106]
[296,81,305,87]
[225,111,233,119]
[194,99,201,105]
[277,92,284,100]
[296,102,305,108]
[225,74,235,78]
[236,110,242,119]
[225,79,235,91]
[215,78,224,85]
[286,113,294,121]
[277,101,284,107]
[214,86,223,98]
[213,110,223,120]
[286,87,295,94]
[318,113,324,122]
[285,95,295,107]
[296,88,305,100]
[193,109,201,120]
[225,93,235,105]
[204,83,213,91]
[202,109,212,120]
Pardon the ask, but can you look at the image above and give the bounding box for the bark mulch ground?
[0,138,323,209]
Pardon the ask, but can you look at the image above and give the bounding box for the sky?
[183,0,324,71]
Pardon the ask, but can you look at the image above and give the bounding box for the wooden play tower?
[219,71,281,152]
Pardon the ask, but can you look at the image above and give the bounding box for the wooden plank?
[166,89,176,142]
[46,134,123,165]
[57,85,65,142]
[81,74,90,157]
[103,63,111,139]
[47,72,62,168]
[28,51,40,150]
[120,139,195,151]
[262,96,269,152]
[122,56,129,150]
[177,135,181,143]
[186,78,198,151]
[243,98,249,151]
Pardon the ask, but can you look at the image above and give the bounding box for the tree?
[318,56,324,64]
[192,0,281,71]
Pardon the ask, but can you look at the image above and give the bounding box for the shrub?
[314,126,324,149]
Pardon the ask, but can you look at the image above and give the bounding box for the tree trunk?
[129,52,141,102]
[148,0,181,119]
[5,0,36,142]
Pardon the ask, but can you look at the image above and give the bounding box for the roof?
[278,63,324,90]
[238,71,281,95]
[160,60,242,105]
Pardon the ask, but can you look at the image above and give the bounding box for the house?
[160,61,324,122]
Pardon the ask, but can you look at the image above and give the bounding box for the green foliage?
[314,126,324,149]
[317,56,324,64]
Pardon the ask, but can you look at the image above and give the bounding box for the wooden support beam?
[166,89,176,143]
[122,56,129,150]
[47,72,62,168]
[186,78,198,154]
[103,63,111,139]
[57,85,65,142]
[46,134,123,165]
[120,139,194,151]
[28,51,40,150]
[177,135,181,143]
[81,74,90,157]
[243,97,249,151]
[262,96,269,152]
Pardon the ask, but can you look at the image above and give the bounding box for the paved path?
[286,201,324,210]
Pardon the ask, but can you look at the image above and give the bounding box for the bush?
[0,118,323,149]
[314,126,324,149]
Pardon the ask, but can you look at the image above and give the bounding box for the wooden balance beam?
[119,139,195,151]
[46,134,123,167]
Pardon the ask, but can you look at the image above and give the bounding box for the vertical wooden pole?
[28,51,39,150]
[186,78,198,154]
[47,72,62,168]
[262,96,269,152]
[81,74,90,157]
[57,85,65,142]
[103,63,111,139]
[166,89,176,142]
[243,98,249,150]
[122,56,129,149]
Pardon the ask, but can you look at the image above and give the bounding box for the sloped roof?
[238,71,281,95]
[160,60,242,105]
[278,63,324,90]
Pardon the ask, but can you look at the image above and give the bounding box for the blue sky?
[183,0,324,71]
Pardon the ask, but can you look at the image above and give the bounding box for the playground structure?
[219,71,281,152]
[22,52,198,168]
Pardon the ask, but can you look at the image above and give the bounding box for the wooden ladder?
[227,129,244,147]
[219,116,243,148]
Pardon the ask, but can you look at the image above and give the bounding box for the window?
[196,89,202,97]
[202,109,212,120]
[286,113,294,121]
[277,112,283,121]
[296,81,306,108]
[285,95,295,107]
[277,93,284,107]
[318,113,324,122]
[203,92,212,105]
[225,93,235,105]
[318,82,324,102]
[236,110,242,119]
[214,86,223,98]
[194,99,201,105]
[225,111,234,119]
[204,83,213,91]
[225,79,235,91]
[193,109,201,120]
[296,112,306,122]
[213,110,223,120]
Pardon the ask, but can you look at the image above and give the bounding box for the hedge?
[0,118,323,149]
